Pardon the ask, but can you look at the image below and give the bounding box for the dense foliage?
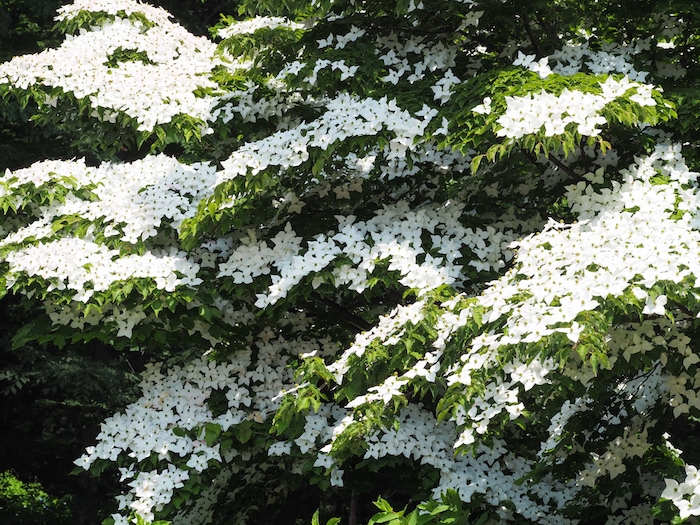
[0,471,72,524]
[2,0,700,524]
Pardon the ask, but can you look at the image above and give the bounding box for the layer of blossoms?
[0,0,225,132]
[1,0,700,524]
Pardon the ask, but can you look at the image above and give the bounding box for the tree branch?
[536,12,562,49]
[545,153,579,180]
[310,292,373,332]
[520,147,579,182]
[520,11,541,59]
[349,490,359,525]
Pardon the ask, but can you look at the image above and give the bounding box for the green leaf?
[235,423,253,444]
[371,513,401,525]
[204,423,222,446]
[474,512,490,525]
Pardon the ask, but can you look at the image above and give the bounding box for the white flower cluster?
[252,318,681,525]
[378,139,473,180]
[0,155,232,302]
[514,38,652,82]
[55,0,174,25]
[0,0,225,131]
[75,335,296,522]
[217,224,302,285]
[267,402,353,488]
[375,34,458,85]
[346,375,407,408]
[302,58,360,84]
[450,141,697,356]
[317,26,366,50]
[218,93,436,183]
[266,397,581,523]
[217,16,305,38]
[552,41,650,81]
[5,239,201,301]
[539,397,590,457]
[213,80,304,125]
[512,51,554,79]
[435,440,578,525]
[328,301,426,381]
[514,20,687,81]
[55,136,699,523]
[661,465,700,519]
[363,405,455,470]
[303,360,576,523]
[458,9,485,30]
[577,422,652,487]
[2,156,218,243]
[118,465,190,523]
[5,1,700,523]
[431,69,461,104]
[492,76,655,139]
[43,295,252,343]
[218,200,516,308]
[450,365,536,447]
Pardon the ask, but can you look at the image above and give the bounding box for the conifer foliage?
[1,0,700,523]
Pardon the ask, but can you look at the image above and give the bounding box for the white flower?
[317,34,333,48]
[472,97,492,115]
[642,294,667,316]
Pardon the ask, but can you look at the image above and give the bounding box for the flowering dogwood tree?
[1,0,700,523]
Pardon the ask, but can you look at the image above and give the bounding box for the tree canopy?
[2,0,700,524]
